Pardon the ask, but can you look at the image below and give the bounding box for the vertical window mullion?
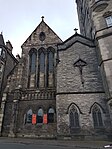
[92,106,103,128]
[69,107,80,128]
[98,111,103,127]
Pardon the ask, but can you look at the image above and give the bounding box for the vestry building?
[0,0,112,140]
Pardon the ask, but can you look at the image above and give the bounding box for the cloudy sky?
[0,0,79,56]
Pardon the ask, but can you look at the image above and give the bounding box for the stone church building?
[0,0,112,140]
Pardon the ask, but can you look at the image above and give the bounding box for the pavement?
[0,137,112,149]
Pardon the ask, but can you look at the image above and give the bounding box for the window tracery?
[92,105,103,128]
[69,105,80,129]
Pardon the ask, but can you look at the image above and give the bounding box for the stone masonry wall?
[57,41,103,93]
[56,38,111,140]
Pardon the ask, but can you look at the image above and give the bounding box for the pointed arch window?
[40,51,45,73]
[47,48,55,87]
[37,108,44,123]
[48,51,54,73]
[30,52,36,74]
[38,49,45,88]
[92,105,103,128]
[26,109,32,124]
[28,49,37,88]
[48,108,55,123]
[29,49,37,74]
[69,105,80,128]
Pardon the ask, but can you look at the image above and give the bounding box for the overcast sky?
[0,0,79,56]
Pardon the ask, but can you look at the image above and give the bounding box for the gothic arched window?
[26,109,32,124]
[37,108,44,123]
[48,51,54,73]
[48,108,55,123]
[69,105,80,128]
[47,48,54,87]
[92,105,103,128]
[30,52,36,74]
[40,51,45,73]
[38,49,45,88]
[28,49,37,88]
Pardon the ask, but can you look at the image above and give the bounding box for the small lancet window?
[92,105,103,128]
[40,51,45,73]
[69,105,80,128]
[37,108,44,123]
[30,52,36,74]
[26,109,33,124]
[48,51,54,73]
[48,108,55,123]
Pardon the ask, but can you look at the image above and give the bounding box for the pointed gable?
[22,19,62,48]
[0,34,5,46]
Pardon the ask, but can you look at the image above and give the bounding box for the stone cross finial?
[74,28,78,34]
[41,16,44,21]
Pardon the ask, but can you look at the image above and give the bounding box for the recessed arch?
[66,103,83,114]
[38,48,46,88]
[89,102,106,114]
[47,47,55,88]
[47,46,55,53]
[37,107,44,123]
[68,104,80,130]
[47,107,55,123]
[28,48,37,88]
[25,109,33,124]
[38,47,46,54]
[29,48,37,55]
[91,104,104,128]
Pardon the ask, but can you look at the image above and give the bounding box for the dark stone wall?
[56,38,111,139]
[2,99,57,138]
[16,100,56,138]
[57,40,104,93]
[2,102,13,136]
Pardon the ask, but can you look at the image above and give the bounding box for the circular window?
[39,32,46,41]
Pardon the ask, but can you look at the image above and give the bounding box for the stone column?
[8,100,18,137]
[0,93,7,136]
[8,89,20,137]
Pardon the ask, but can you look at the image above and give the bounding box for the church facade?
[0,0,112,140]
